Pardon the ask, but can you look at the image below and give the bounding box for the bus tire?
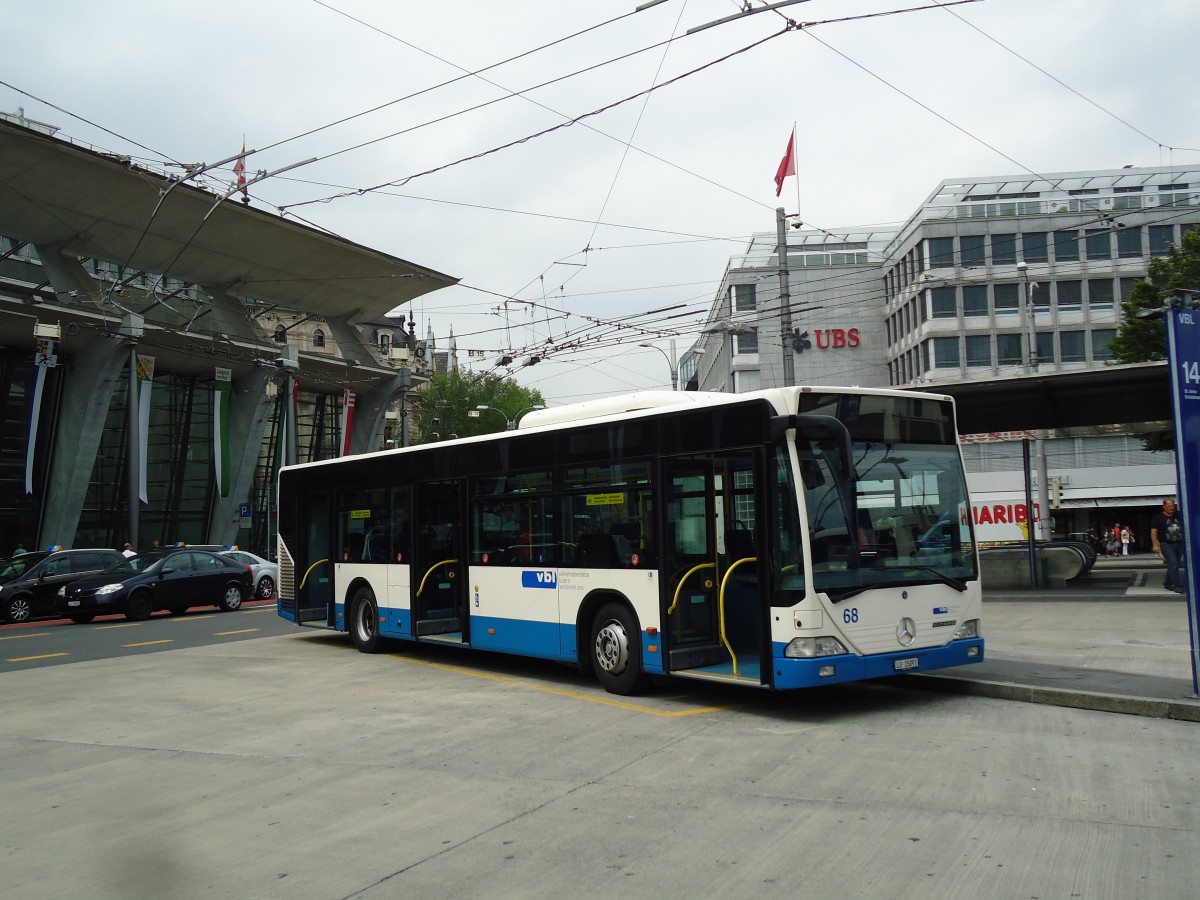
[590,601,650,696]
[349,588,383,654]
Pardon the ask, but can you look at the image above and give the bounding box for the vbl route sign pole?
[1165,303,1200,695]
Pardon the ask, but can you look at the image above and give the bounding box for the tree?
[412,371,545,444]
[1110,229,1200,363]
[1109,228,1200,450]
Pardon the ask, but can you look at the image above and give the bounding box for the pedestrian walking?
[121,542,136,558]
[1150,497,1185,592]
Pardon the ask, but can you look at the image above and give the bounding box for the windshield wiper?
[901,565,968,592]
[826,567,968,603]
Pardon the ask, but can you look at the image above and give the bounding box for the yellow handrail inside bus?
[668,562,716,615]
[416,559,459,598]
[718,556,757,677]
[299,558,329,590]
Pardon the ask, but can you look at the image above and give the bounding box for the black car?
[0,549,128,623]
[55,549,253,623]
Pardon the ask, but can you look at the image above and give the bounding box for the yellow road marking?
[7,652,68,662]
[97,623,140,630]
[122,640,174,648]
[214,629,258,636]
[391,655,735,717]
[0,632,50,641]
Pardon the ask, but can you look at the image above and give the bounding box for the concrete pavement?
[903,555,1200,721]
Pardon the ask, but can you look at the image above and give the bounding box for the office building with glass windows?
[687,165,1200,543]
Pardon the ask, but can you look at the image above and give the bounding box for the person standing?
[1120,524,1133,556]
[1150,497,1185,593]
[121,542,136,558]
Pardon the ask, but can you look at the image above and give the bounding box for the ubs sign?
[794,327,861,353]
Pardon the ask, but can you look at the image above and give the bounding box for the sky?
[4,0,1199,407]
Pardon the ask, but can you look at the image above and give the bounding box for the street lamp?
[468,403,545,431]
[638,340,679,391]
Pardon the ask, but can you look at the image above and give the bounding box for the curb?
[896,673,1200,722]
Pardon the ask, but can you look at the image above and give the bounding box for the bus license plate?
[894,657,919,671]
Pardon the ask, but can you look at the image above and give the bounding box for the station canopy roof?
[917,362,1172,436]
[0,119,457,320]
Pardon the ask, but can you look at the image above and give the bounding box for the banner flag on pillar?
[136,355,155,503]
[24,338,57,495]
[339,387,356,457]
[213,367,232,497]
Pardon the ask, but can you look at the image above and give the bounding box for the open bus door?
[411,479,468,643]
[662,452,767,686]
[295,492,334,625]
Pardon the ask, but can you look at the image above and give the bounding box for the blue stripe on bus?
[769,638,984,689]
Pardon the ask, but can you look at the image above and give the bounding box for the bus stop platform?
[898,556,1200,721]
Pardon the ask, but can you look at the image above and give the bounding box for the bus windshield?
[798,437,977,600]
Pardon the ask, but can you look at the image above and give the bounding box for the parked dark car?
[55,549,253,623]
[0,549,127,623]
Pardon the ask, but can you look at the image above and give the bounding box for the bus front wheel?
[350,588,383,654]
[590,601,649,696]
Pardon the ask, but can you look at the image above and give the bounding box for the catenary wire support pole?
[776,207,795,388]
[126,343,139,551]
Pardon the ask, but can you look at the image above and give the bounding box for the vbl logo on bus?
[521,570,557,589]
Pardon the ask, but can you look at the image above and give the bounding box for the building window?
[997,334,1022,366]
[1091,328,1116,362]
[1035,332,1054,367]
[991,233,1017,266]
[312,328,326,348]
[994,283,1020,315]
[1149,225,1175,256]
[273,325,287,344]
[734,329,758,354]
[963,285,988,317]
[1085,229,1111,261]
[731,283,756,313]
[1060,330,1086,362]
[1087,279,1114,311]
[732,369,760,393]
[1119,277,1138,303]
[965,335,991,367]
[379,332,391,352]
[1022,232,1048,264]
[1056,280,1082,311]
[931,336,960,369]
[960,235,986,267]
[930,286,957,319]
[1116,226,1142,258]
[1054,230,1079,262]
[927,237,954,268]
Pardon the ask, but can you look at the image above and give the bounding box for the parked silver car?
[223,550,279,600]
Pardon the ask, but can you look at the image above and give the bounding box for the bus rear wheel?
[350,588,383,654]
[591,601,649,696]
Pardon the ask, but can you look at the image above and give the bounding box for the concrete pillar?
[207,368,273,546]
[38,330,130,549]
[350,373,402,455]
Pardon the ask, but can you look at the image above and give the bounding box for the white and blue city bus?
[277,387,983,695]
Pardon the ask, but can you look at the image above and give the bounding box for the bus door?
[296,492,334,625]
[412,479,468,642]
[662,452,766,684]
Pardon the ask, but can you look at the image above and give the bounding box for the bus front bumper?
[771,638,984,690]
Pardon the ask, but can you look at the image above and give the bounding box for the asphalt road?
[3,624,1198,899]
[0,599,286,671]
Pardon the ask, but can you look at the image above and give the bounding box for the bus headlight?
[784,636,848,658]
[952,619,979,640]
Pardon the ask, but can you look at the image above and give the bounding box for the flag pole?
[791,123,800,221]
